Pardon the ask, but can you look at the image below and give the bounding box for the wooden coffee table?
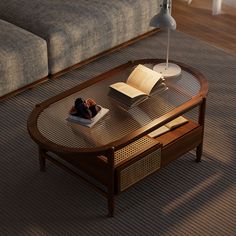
[27,59,208,217]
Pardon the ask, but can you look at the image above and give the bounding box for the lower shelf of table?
[49,119,203,196]
[115,119,203,193]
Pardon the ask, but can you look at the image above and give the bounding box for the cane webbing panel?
[119,148,161,192]
[114,136,159,166]
[36,63,200,148]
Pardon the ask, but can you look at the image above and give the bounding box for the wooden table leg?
[107,148,115,217]
[196,97,206,162]
[196,143,203,162]
[108,197,115,217]
[39,147,46,171]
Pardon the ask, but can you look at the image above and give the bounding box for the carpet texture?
[0,30,236,236]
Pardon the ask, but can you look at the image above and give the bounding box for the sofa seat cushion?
[0,0,158,74]
[0,19,48,97]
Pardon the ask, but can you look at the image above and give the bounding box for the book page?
[127,64,163,95]
[109,82,146,98]
[148,126,170,138]
[165,116,188,130]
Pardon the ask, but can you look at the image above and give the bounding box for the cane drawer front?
[115,137,162,193]
[114,136,161,167]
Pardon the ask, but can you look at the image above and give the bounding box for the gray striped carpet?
[1,30,236,236]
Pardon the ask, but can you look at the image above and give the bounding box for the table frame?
[28,59,208,216]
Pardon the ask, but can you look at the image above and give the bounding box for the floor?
[172,0,236,54]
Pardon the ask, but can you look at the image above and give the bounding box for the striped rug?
[1,30,236,236]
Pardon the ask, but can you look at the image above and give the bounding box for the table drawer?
[116,146,161,193]
[161,126,203,167]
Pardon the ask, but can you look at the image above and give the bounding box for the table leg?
[108,197,115,217]
[196,143,203,162]
[196,98,206,162]
[107,149,115,217]
[39,147,46,171]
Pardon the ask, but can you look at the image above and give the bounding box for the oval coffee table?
[27,59,208,217]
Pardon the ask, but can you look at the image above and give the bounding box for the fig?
[73,97,92,119]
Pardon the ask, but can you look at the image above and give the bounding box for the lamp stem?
[166,29,170,69]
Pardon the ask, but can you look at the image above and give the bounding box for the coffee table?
[27,59,208,216]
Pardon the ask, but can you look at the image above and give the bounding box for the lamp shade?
[150,3,176,30]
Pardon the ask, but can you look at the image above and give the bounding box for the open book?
[148,116,188,138]
[109,64,166,107]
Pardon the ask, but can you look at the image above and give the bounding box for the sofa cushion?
[0,0,158,74]
[0,19,48,97]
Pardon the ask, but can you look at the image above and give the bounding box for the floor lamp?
[150,0,181,78]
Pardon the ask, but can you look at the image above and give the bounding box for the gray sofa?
[0,19,48,97]
[0,0,159,98]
